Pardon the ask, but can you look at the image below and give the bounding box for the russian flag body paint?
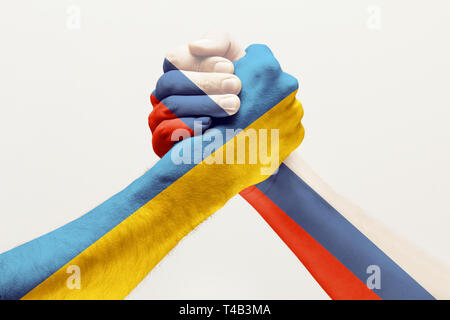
[149,59,231,157]
[241,163,435,300]
[0,45,304,299]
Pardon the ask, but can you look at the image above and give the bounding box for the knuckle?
[155,71,174,97]
[164,47,179,66]
[224,75,241,94]
[160,96,173,107]
[227,97,241,115]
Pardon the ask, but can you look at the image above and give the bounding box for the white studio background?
[0,0,449,299]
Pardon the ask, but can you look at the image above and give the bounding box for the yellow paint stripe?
[23,91,304,299]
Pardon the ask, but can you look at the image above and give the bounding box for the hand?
[149,31,245,157]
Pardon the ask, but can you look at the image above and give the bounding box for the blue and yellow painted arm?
[0,45,304,299]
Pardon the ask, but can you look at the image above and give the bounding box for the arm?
[160,32,450,300]
[242,150,450,299]
[0,43,303,300]
[1,163,221,300]
[280,150,449,299]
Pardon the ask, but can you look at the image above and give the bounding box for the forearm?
[242,150,446,299]
[0,165,197,299]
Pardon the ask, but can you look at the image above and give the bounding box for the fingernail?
[214,61,234,73]
[221,78,241,93]
[220,96,240,115]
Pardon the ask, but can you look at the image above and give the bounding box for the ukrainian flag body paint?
[0,45,304,299]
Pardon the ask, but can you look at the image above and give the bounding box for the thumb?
[189,30,245,62]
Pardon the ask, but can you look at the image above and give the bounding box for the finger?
[164,45,234,73]
[188,30,246,62]
[148,94,239,131]
[151,117,211,158]
[154,70,241,101]
[163,94,240,116]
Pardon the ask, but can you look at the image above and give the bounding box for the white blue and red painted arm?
[241,158,436,300]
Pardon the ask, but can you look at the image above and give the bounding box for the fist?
[149,32,245,157]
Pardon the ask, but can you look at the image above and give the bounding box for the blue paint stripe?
[255,163,435,300]
[154,60,204,100]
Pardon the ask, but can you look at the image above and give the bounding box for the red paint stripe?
[148,102,180,132]
[240,186,381,300]
[150,93,160,108]
[149,95,193,158]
